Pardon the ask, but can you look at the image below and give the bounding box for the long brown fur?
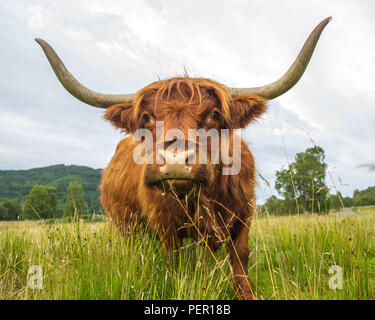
[101,77,267,300]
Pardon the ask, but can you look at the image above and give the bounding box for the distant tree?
[64,183,87,218]
[0,205,9,220]
[0,199,21,220]
[261,195,287,215]
[342,196,353,208]
[328,192,343,211]
[275,146,329,214]
[327,192,353,211]
[353,186,375,206]
[22,185,57,219]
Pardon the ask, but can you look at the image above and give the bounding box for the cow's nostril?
[158,148,196,166]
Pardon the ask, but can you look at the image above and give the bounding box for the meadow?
[0,206,374,300]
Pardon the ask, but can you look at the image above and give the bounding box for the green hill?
[0,164,103,216]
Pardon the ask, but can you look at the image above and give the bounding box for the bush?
[353,187,375,206]
[22,185,57,220]
[63,183,87,218]
[0,198,21,220]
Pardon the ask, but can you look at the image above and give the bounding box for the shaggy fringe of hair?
[133,77,232,121]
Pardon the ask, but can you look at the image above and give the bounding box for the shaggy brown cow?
[36,17,331,300]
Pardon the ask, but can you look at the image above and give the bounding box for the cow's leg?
[156,224,181,266]
[159,230,180,255]
[109,208,139,238]
[228,222,256,300]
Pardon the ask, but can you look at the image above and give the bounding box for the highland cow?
[36,17,331,299]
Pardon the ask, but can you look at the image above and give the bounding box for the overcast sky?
[0,0,374,203]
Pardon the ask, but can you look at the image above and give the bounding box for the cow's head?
[35,17,331,195]
[103,78,267,194]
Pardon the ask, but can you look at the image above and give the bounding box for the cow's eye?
[142,114,150,122]
[212,111,221,121]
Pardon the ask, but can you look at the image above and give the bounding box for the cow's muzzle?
[145,147,208,195]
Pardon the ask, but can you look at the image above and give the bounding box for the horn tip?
[324,16,333,24]
[317,16,332,30]
[35,38,50,48]
[35,38,44,45]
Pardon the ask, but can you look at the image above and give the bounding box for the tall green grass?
[0,206,374,299]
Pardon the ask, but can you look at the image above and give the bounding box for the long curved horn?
[35,38,135,108]
[228,17,332,100]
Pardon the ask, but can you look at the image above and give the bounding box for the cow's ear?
[104,103,138,133]
[228,94,267,128]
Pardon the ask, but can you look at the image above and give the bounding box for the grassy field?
[0,206,374,300]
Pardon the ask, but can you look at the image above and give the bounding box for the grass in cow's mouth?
[152,178,203,197]
[156,178,205,184]
[0,205,374,300]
